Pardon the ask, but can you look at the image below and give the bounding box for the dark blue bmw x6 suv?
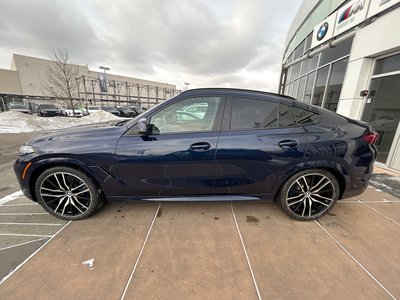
[14,88,378,221]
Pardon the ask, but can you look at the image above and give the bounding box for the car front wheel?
[279,169,339,221]
[35,167,101,220]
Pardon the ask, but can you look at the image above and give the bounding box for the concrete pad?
[0,202,159,299]
[0,224,63,236]
[0,213,66,224]
[0,204,47,214]
[123,202,256,300]
[356,186,400,202]
[0,235,43,248]
[0,239,48,280]
[233,202,389,299]
[3,197,37,205]
[319,202,400,298]
[354,201,400,223]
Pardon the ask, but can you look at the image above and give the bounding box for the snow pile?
[82,110,120,123]
[0,111,124,133]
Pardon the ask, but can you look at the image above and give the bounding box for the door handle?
[190,142,211,151]
[278,140,298,148]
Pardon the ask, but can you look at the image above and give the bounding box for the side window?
[150,96,222,134]
[291,106,320,124]
[230,98,296,130]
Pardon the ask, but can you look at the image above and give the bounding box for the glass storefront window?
[290,62,301,82]
[286,53,294,65]
[292,79,299,99]
[287,82,293,97]
[324,58,348,112]
[304,71,316,104]
[297,76,307,100]
[294,39,305,59]
[305,33,312,53]
[312,66,329,106]
[319,38,353,66]
[362,74,400,164]
[301,53,319,75]
[374,53,400,75]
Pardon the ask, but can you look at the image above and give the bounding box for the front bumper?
[13,157,35,201]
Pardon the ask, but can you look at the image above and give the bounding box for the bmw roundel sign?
[317,22,329,41]
[311,12,336,49]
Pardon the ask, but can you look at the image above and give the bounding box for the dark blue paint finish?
[14,88,377,205]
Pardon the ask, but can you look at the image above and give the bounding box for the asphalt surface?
[0,132,399,299]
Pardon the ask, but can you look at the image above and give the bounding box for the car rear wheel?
[35,167,101,220]
[279,169,339,221]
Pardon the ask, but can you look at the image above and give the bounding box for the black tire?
[279,169,339,221]
[35,167,101,220]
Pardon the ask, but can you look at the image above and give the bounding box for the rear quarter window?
[291,106,320,124]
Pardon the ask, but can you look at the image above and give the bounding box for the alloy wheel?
[39,172,92,217]
[285,173,336,219]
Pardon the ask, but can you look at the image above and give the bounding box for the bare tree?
[44,49,79,115]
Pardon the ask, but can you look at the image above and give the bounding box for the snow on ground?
[0,111,122,133]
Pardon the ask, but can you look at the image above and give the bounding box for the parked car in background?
[37,104,60,117]
[60,106,84,117]
[14,88,378,221]
[102,106,121,116]
[129,106,143,115]
[8,103,32,114]
[84,106,101,115]
[117,107,138,118]
[181,103,208,118]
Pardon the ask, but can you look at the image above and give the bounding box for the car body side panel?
[114,132,220,197]
[300,113,375,199]
[215,127,308,197]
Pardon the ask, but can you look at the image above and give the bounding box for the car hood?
[25,121,128,155]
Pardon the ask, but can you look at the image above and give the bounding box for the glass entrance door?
[362,74,400,164]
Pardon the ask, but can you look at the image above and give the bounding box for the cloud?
[0,0,301,92]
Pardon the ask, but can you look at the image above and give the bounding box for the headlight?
[19,145,35,156]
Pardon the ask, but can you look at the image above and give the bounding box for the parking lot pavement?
[0,133,38,198]
[0,194,68,281]
[0,188,399,299]
[123,202,255,300]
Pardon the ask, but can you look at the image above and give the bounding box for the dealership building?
[0,54,179,111]
[280,0,400,171]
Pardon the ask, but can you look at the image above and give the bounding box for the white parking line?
[0,190,23,205]
[120,203,161,300]
[353,197,400,226]
[315,220,396,300]
[0,222,63,226]
[0,238,48,252]
[230,202,262,300]
[1,203,39,206]
[0,233,53,238]
[0,213,48,216]
[0,221,71,285]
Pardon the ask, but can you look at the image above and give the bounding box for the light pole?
[184,82,190,91]
[99,66,110,106]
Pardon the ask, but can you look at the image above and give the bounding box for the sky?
[0,0,302,92]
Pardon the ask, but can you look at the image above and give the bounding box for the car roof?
[179,88,295,103]
[179,88,320,113]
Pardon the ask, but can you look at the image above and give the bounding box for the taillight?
[363,131,378,145]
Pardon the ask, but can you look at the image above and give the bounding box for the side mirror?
[138,118,148,134]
